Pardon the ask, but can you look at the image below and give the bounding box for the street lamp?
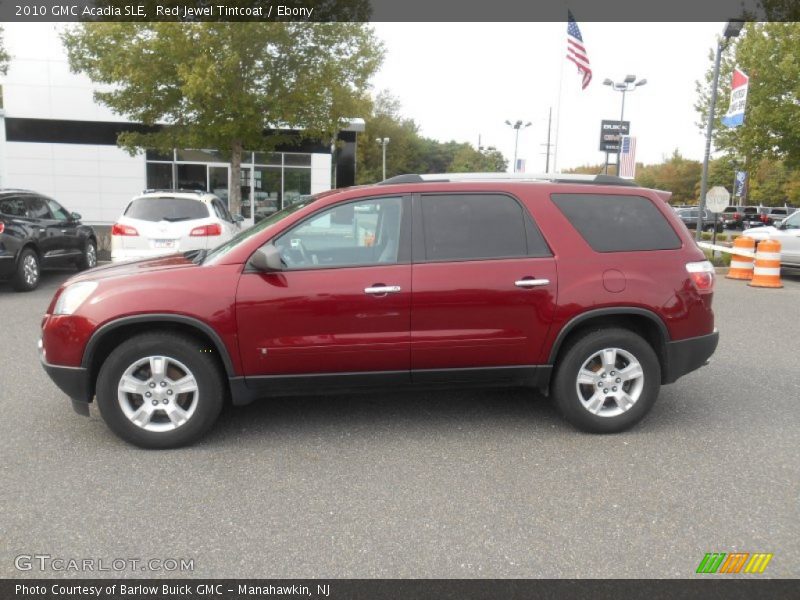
[375,137,390,181]
[696,19,744,239]
[505,120,532,172]
[603,75,647,174]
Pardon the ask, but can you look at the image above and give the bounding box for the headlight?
[54,281,98,315]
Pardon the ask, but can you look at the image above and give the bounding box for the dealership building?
[0,23,361,225]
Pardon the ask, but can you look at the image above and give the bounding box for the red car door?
[410,193,557,379]
[236,195,412,387]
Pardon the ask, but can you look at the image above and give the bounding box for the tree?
[62,22,383,215]
[356,91,508,183]
[0,27,10,75]
[695,23,800,172]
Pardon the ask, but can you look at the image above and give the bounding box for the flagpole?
[552,21,566,174]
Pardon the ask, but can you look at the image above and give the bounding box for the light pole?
[603,75,647,175]
[696,20,744,240]
[375,137,390,180]
[505,120,532,172]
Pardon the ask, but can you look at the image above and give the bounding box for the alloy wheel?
[575,347,644,418]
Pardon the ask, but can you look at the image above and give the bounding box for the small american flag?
[567,11,592,90]
[619,136,637,179]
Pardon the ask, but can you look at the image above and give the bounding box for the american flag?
[619,136,637,179]
[567,11,592,90]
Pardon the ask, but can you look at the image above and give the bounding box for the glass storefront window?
[253,166,281,223]
[146,163,174,190]
[177,164,208,191]
[176,149,224,162]
[209,166,229,205]
[253,152,282,166]
[283,153,312,167]
[146,149,174,161]
[283,167,312,205]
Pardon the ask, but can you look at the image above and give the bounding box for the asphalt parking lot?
[1,268,798,579]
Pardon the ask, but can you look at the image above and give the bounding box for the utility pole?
[375,137,390,181]
[542,107,553,173]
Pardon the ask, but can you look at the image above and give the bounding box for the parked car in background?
[741,207,771,229]
[111,190,242,262]
[40,173,718,447]
[763,207,795,226]
[742,209,800,267]
[675,207,723,232]
[0,189,97,291]
[721,205,749,229]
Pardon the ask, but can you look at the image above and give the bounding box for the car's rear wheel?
[13,248,40,292]
[552,328,661,433]
[76,239,97,271]
[96,333,225,448]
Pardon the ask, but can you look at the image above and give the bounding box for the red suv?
[40,174,718,448]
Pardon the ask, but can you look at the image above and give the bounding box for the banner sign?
[599,120,630,153]
[735,170,747,197]
[721,68,749,128]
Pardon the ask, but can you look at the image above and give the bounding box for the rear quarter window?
[124,197,209,222]
[551,193,682,252]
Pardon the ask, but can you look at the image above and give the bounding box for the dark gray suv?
[0,190,98,291]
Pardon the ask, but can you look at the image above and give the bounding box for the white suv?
[111,190,242,262]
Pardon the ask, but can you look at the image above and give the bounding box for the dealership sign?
[721,68,749,128]
[599,120,630,153]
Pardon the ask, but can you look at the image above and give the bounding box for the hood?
[742,226,778,240]
[68,253,198,283]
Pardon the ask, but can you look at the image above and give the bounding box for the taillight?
[190,223,222,236]
[686,260,715,293]
[111,223,138,236]
[760,214,768,222]
[734,212,740,220]
[0,222,5,234]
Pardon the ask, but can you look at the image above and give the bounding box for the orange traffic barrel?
[726,236,755,280]
[749,239,783,288]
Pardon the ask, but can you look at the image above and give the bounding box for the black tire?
[12,248,40,292]
[96,332,225,448]
[551,328,661,434]
[76,239,97,271]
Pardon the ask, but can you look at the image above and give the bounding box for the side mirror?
[71,212,82,221]
[249,244,283,272]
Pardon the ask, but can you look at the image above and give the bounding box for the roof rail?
[141,188,207,195]
[378,172,638,187]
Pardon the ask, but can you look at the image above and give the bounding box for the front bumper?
[39,338,92,416]
[663,330,719,384]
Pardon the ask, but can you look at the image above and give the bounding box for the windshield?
[782,211,800,229]
[125,197,209,222]
[203,196,320,264]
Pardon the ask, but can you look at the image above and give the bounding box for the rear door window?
[420,193,550,261]
[0,196,27,217]
[552,193,681,252]
[124,197,209,222]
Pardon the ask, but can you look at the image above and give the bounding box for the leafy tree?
[695,23,800,172]
[0,27,10,75]
[62,22,383,215]
[356,91,508,183]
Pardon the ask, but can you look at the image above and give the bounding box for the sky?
[2,20,725,173]
[369,22,725,172]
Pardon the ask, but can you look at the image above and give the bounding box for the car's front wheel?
[96,333,225,448]
[552,328,661,433]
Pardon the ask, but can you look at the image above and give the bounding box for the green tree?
[696,23,800,171]
[0,27,10,75]
[62,22,383,215]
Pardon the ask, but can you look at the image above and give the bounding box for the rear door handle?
[365,285,401,295]
[515,278,550,288]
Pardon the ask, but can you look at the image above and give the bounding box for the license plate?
[153,239,176,249]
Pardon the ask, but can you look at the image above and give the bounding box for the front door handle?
[515,278,550,288]
[365,285,401,295]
